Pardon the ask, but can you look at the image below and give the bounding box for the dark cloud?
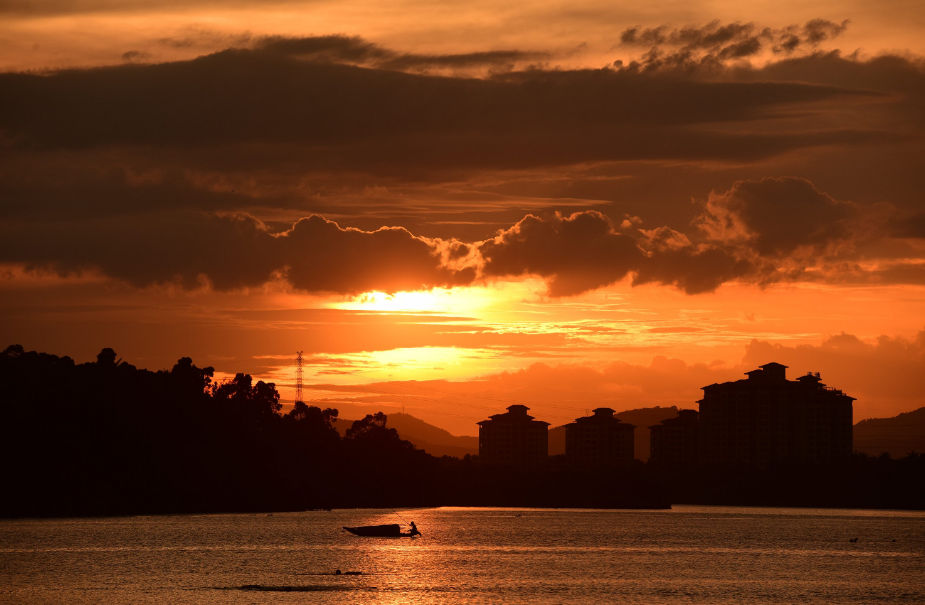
[282,215,475,294]
[0,32,921,298]
[477,211,752,296]
[895,213,925,238]
[474,178,925,296]
[743,52,925,97]
[688,177,925,288]
[632,245,752,294]
[1,177,923,297]
[0,39,885,171]
[0,161,283,221]
[0,212,475,294]
[254,34,546,71]
[478,211,645,296]
[0,203,760,297]
[718,37,762,60]
[698,177,858,256]
[1,34,911,229]
[616,19,851,73]
[797,260,925,287]
[157,29,253,50]
[620,21,757,50]
[254,34,390,63]
[0,212,280,290]
[743,52,925,132]
[802,19,850,45]
[863,262,925,285]
[121,50,151,62]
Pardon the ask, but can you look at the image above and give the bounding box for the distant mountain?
[336,406,925,461]
[854,407,925,457]
[336,412,478,458]
[548,406,682,461]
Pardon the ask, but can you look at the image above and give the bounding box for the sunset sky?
[2,0,924,436]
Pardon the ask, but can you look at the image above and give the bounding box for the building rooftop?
[700,363,855,401]
[649,409,699,429]
[478,404,550,426]
[568,407,636,429]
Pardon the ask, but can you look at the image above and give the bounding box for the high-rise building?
[698,362,853,468]
[477,405,549,465]
[649,409,699,466]
[564,408,635,466]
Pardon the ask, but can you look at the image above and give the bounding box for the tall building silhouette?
[477,405,549,465]
[649,409,699,466]
[565,408,635,466]
[699,362,853,468]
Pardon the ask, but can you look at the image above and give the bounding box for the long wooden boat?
[343,523,417,537]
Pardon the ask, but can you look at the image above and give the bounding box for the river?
[2,506,923,604]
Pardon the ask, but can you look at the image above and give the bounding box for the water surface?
[2,506,923,604]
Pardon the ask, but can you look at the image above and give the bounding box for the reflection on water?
[1,506,924,604]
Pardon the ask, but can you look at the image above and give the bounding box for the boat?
[343,523,418,538]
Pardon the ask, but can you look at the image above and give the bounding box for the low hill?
[854,407,925,457]
[336,412,478,458]
[549,406,682,461]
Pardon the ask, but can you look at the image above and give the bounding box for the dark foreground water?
[1,506,923,604]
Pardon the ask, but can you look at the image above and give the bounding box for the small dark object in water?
[343,524,418,538]
[334,569,361,575]
[335,569,341,575]
[849,537,859,543]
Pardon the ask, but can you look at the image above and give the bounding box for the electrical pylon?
[295,350,304,404]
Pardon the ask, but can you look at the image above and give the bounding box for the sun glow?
[365,346,489,379]
[300,347,508,385]
[332,287,498,315]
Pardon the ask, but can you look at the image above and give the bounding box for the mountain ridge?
[854,407,925,457]
[335,412,479,458]
[334,406,925,460]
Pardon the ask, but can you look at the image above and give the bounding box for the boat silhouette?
[343,523,419,538]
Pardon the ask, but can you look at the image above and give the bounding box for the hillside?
[854,407,925,457]
[549,406,682,461]
[336,413,478,458]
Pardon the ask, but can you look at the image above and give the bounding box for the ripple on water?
[1,505,923,605]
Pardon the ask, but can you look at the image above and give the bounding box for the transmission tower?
[295,350,304,404]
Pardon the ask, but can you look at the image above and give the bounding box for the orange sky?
[1,0,924,435]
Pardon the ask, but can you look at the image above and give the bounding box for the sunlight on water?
[1,506,923,604]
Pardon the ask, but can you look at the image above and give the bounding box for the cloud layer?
[0,34,900,174]
[1,28,923,296]
[3,176,923,296]
[0,213,473,293]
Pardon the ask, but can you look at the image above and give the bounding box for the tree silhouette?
[96,347,117,365]
[346,412,392,439]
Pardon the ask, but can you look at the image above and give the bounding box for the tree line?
[0,345,440,516]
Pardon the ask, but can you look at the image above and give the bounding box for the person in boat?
[408,521,421,537]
